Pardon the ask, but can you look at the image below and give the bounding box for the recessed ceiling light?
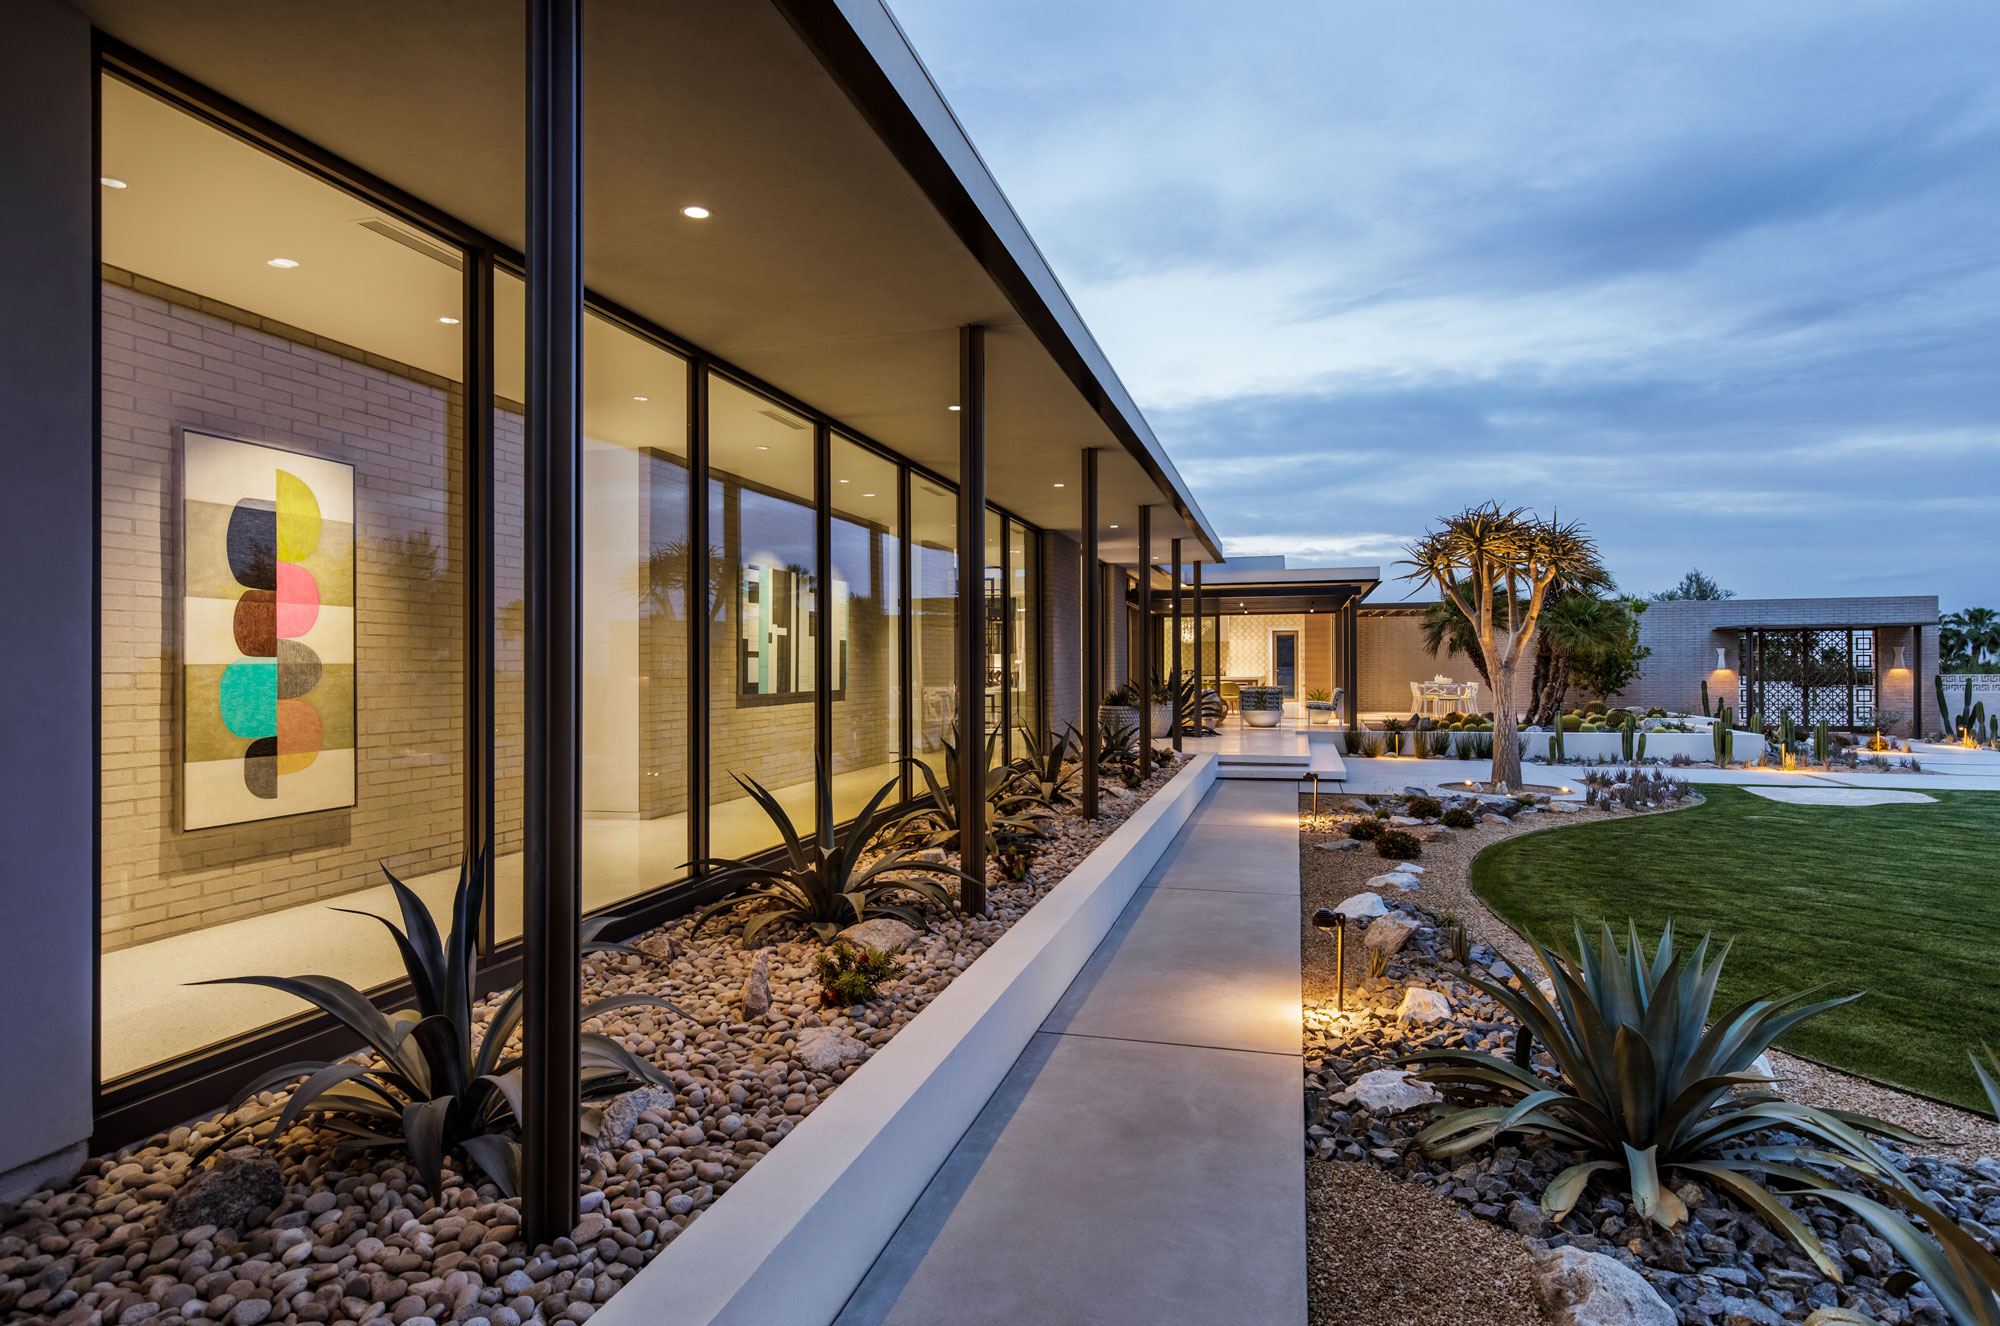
[266,258,299,268]
[682,206,710,219]
[100,177,128,189]
[838,478,849,484]
[632,395,649,402]
[948,405,961,412]
[438,316,460,325]
[1110,524,1120,529]
[862,492,876,498]
[1053,482,1065,488]
[756,445,769,451]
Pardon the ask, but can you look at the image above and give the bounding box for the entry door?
[1272,630,1298,698]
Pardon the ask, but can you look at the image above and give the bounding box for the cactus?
[1636,731,1647,763]
[1700,678,1711,718]
[1712,706,1734,766]
[1620,715,1635,761]
[1935,674,1949,734]
[1813,719,1829,766]
[1551,715,1566,764]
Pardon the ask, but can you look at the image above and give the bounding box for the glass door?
[1273,629,1299,698]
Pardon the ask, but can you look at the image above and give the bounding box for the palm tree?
[1403,506,1600,789]
[1944,608,1999,666]
[1525,593,1633,725]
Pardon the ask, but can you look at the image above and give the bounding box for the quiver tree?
[1401,505,1599,789]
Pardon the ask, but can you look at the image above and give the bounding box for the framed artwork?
[181,430,356,829]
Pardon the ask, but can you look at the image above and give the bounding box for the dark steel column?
[1080,450,1100,819]
[1136,505,1152,771]
[897,468,913,801]
[687,360,710,869]
[1344,603,1360,728]
[463,250,496,955]
[1169,537,1183,751]
[522,0,583,1246]
[814,422,833,803]
[999,518,1014,763]
[1913,626,1924,738]
[956,326,988,912]
[1192,558,1204,703]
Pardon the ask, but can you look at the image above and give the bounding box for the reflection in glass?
[909,478,958,766]
[829,438,902,824]
[1009,520,1040,749]
[708,376,818,856]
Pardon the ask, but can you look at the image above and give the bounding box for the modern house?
[0,0,1949,1254]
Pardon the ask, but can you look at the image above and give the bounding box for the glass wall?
[830,437,903,821]
[98,74,465,1076]
[708,375,818,856]
[94,64,1054,1090]
[1008,520,1040,750]
[910,478,958,771]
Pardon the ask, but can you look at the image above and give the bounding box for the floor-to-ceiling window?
[1008,520,1040,749]
[708,375,818,856]
[97,73,467,1076]
[830,436,903,823]
[984,510,1005,749]
[910,477,958,771]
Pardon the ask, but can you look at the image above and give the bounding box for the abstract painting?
[182,431,355,829]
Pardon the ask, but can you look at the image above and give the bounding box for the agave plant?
[1402,921,1920,1281]
[1771,1046,2000,1325]
[196,852,678,1197]
[889,727,1053,854]
[1152,668,1222,737]
[1095,716,1139,768]
[1011,723,1082,810]
[694,761,979,946]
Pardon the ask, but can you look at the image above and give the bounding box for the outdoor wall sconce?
[1892,645,1907,669]
[1312,907,1345,1011]
[1715,647,1728,670]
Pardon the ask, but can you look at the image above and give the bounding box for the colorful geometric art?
[181,431,355,829]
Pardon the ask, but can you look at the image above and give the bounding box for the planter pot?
[1305,702,1337,727]
[1239,686,1285,728]
[1097,704,1139,737]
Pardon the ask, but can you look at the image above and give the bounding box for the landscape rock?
[1395,987,1452,1023]
[1365,872,1422,894]
[164,1148,284,1234]
[835,917,918,956]
[1531,1245,1677,1326]
[1333,892,1388,920]
[596,1085,675,1148]
[1330,1069,1441,1114]
[1315,838,1363,852]
[1362,914,1420,956]
[740,956,772,1017]
[794,1026,868,1071]
[1481,813,1511,827]
[1389,815,1422,826]
[634,933,677,962]
[1391,863,1424,875]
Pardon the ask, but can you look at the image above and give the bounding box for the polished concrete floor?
[100,759,906,1080]
[834,779,1306,1326]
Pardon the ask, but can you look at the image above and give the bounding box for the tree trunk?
[1490,659,1524,789]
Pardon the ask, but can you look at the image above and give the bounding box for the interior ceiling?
[82,0,1208,566]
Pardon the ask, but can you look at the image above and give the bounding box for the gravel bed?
[0,757,1187,1326]
[1298,821,2000,1326]
[1307,1160,1549,1326]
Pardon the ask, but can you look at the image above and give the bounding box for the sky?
[886,0,1997,609]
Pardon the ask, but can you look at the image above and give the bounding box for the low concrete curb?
[593,754,1220,1326]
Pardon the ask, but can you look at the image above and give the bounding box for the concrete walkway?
[835,780,1306,1326]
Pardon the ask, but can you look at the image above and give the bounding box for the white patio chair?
[1459,681,1480,715]
[1409,680,1427,717]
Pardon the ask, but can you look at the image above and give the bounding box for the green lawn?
[1471,784,2000,1111]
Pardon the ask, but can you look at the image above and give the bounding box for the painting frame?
[179,428,357,830]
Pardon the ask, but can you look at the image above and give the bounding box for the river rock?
[1333,892,1388,921]
[794,1027,868,1072]
[1391,863,1424,875]
[1330,1069,1441,1114]
[164,1148,284,1234]
[596,1085,675,1148]
[741,956,772,1017]
[836,918,917,956]
[1395,987,1452,1022]
[1531,1245,1676,1326]
[1365,873,1421,894]
[1362,915,1419,956]
[634,933,677,962]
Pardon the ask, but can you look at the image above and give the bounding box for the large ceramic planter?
[1098,704,1139,737]
[1305,702,1337,727]
[1239,686,1285,728]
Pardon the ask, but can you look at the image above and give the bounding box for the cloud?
[888,0,2000,608]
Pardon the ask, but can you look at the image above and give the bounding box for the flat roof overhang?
[81,0,1219,564]
[1146,566,1381,616]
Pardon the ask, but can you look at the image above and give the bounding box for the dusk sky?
[889,1,1997,609]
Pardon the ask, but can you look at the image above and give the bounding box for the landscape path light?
[1312,907,1346,1012]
